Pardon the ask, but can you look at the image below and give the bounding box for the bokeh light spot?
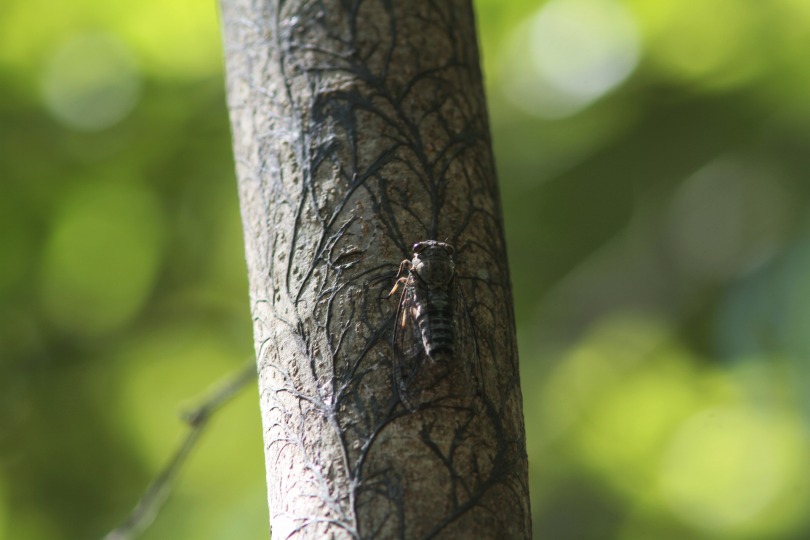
[545,316,710,495]
[634,0,763,88]
[659,406,806,533]
[41,33,142,132]
[577,362,699,486]
[39,181,164,337]
[501,0,640,118]
[668,157,791,282]
[119,0,224,78]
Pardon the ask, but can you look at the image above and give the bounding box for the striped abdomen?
[411,284,454,360]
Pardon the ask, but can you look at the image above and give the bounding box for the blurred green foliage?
[2,0,810,538]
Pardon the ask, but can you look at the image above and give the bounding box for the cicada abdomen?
[389,241,479,409]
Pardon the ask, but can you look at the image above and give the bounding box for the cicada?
[388,240,480,408]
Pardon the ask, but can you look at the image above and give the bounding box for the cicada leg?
[387,259,412,297]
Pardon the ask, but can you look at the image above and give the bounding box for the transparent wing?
[453,282,484,403]
[390,276,482,411]
[391,283,426,409]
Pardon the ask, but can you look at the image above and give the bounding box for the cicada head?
[413,240,454,256]
[411,240,455,287]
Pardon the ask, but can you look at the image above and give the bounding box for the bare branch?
[104,362,257,540]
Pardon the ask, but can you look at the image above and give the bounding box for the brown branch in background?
[103,361,257,540]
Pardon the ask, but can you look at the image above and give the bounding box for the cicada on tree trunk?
[388,241,481,409]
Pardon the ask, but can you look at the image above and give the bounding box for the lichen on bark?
[220,0,531,537]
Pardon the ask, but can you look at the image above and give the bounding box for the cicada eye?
[444,244,455,255]
[413,242,427,253]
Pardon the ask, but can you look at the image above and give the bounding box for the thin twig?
[104,360,258,540]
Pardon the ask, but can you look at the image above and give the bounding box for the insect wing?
[453,282,484,401]
[391,279,426,407]
[390,274,482,410]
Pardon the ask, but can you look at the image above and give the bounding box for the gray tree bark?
[220,1,531,538]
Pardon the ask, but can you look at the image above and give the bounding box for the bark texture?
[220,1,530,537]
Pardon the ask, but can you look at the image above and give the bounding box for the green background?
[3,0,810,538]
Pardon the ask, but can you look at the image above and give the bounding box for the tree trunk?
[220,1,531,538]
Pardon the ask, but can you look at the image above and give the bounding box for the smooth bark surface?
[220,1,530,537]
